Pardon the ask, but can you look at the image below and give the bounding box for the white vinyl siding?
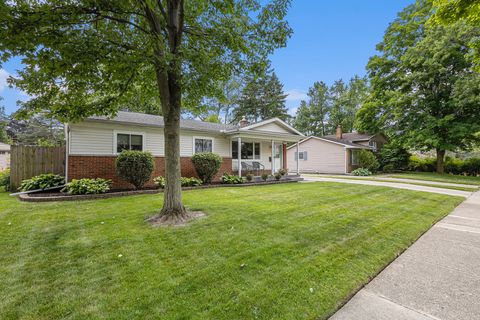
[287,138,346,174]
[69,121,230,157]
[254,122,291,134]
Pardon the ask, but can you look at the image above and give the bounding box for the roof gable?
[239,118,303,136]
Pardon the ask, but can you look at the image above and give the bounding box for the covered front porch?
[224,117,305,176]
[229,136,305,176]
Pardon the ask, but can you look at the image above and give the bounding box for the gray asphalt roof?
[316,136,371,148]
[88,111,238,133]
[324,132,374,142]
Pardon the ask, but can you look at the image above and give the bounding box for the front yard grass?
[0,183,463,319]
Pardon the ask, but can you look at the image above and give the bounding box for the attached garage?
[286,136,370,174]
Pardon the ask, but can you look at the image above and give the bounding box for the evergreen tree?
[234,69,288,123]
[262,72,289,121]
[328,79,347,133]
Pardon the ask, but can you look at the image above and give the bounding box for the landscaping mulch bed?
[18,178,303,202]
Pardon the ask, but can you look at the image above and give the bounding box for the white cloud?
[0,69,10,92]
[285,89,308,101]
[288,106,298,117]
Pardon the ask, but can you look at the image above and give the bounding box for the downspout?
[65,123,69,182]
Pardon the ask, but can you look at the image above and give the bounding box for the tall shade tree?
[430,0,480,70]
[357,0,480,173]
[0,0,292,221]
[293,81,329,136]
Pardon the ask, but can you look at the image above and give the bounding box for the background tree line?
[293,75,368,136]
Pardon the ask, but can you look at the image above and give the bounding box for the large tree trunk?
[436,148,445,174]
[144,0,187,223]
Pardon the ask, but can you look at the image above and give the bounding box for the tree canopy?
[357,0,480,173]
[293,76,368,136]
[0,0,292,220]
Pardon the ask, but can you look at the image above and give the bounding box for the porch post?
[283,143,287,170]
[296,141,299,175]
[238,137,242,176]
[271,140,275,175]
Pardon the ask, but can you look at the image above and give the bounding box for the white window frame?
[369,140,377,150]
[113,130,146,155]
[351,149,360,166]
[193,136,214,154]
[231,140,261,160]
[298,151,304,160]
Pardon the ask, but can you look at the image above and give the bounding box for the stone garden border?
[18,177,303,202]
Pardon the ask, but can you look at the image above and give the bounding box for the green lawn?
[0,183,463,319]
[385,172,480,186]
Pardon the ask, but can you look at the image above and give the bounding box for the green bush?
[463,158,480,176]
[278,168,288,176]
[382,163,396,173]
[246,173,254,182]
[358,150,380,173]
[115,150,154,189]
[153,176,166,189]
[19,173,65,191]
[352,168,372,176]
[191,152,222,184]
[274,172,282,181]
[444,157,463,175]
[0,169,10,191]
[379,143,410,171]
[407,156,436,172]
[180,177,203,187]
[221,173,244,184]
[261,173,269,181]
[62,178,111,195]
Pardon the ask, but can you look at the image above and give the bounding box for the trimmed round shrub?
[19,173,65,191]
[261,173,269,181]
[115,150,154,189]
[62,178,111,195]
[352,168,372,176]
[0,169,10,191]
[358,149,380,173]
[274,172,282,181]
[191,152,222,183]
[246,173,254,182]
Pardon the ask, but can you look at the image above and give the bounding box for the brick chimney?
[239,116,250,127]
[336,125,343,139]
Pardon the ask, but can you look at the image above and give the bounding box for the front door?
[274,143,282,172]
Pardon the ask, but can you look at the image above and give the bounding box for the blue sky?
[0,0,414,115]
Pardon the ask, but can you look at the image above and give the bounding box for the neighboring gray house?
[0,142,10,170]
[66,111,304,189]
[286,126,387,174]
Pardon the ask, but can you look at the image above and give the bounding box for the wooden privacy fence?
[10,145,66,190]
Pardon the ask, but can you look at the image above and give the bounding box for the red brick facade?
[68,155,233,189]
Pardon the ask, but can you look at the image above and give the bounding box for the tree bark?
[144,0,188,222]
[436,148,445,174]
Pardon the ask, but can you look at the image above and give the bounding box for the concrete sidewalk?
[302,176,472,198]
[330,191,480,320]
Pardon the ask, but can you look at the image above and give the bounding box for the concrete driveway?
[302,175,473,198]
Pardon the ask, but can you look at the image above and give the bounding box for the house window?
[232,141,260,160]
[295,151,307,160]
[194,138,213,153]
[116,133,144,153]
[351,150,360,165]
[369,140,377,150]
